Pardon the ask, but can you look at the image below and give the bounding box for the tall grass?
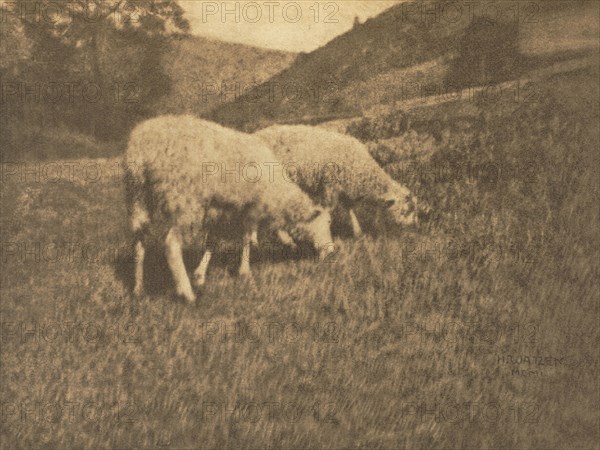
[1,68,598,448]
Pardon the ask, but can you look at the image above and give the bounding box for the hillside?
[156,35,297,116]
[209,0,598,131]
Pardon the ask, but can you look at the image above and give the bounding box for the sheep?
[125,115,335,303]
[254,124,420,239]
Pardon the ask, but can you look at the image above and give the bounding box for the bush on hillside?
[346,110,410,142]
[445,17,521,86]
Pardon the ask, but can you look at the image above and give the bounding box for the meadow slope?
[1,63,598,448]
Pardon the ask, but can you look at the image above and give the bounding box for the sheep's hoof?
[355,234,367,243]
[176,288,196,304]
[192,274,206,289]
[238,271,256,289]
[238,269,252,278]
[183,294,197,304]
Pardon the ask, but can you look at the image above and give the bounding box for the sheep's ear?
[384,198,396,208]
[309,209,322,221]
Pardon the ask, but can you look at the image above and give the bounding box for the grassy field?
[1,65,599,449]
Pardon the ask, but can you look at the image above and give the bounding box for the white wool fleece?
[125,115,323,245]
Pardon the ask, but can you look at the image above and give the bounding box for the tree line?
[1,0,189,149]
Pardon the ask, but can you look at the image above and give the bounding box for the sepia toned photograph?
[1,1,599,448]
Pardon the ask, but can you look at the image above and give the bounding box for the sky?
[182,1,402,52]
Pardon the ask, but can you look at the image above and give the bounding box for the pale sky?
[182,1,402,52]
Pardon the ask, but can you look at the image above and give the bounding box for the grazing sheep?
[255,125,420,238]
[125,115,334,303]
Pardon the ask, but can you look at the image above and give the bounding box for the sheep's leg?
[130,201,149,297]
[193,245,213,288]
[239,230,253,276]
[165,228,195,303]
[250,228,259,247]
[133,240,145,297]
[277,230,297,248]
[349,209,363,237]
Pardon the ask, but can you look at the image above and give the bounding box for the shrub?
[346,110,409,142]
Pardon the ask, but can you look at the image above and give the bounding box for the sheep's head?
[380,184,421,226]
[289,207,335,261]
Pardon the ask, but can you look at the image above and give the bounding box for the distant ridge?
[156,34,297,117]
[209,0,598,131]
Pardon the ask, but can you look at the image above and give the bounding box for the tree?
[446,17,520,86]
[4,0,190,139]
